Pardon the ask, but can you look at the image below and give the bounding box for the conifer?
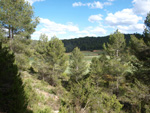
[69,47,87,82]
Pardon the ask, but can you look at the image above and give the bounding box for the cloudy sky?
[25,0,150,40]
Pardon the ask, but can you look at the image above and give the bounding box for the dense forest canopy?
[62,33,142,52]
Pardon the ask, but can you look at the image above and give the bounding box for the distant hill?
[62,33,143,52]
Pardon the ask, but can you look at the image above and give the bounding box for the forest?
[0,0,150,113]
[62,33,142,52]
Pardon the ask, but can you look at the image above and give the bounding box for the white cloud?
[117,24,144,33]
[103,2,112,6]
[25,0,45,5]
[132,0,150,15]
[90,27,107,34]
[72,2,84,7]
[105,7,145,34]
[31,18,107,40]
[90,1,103,9]
[72,1,112,9]
[108,0,114,1]
[40,18,79,32]
[88,14,103,23]
[105,8,142,26]
[81,26,107,35]
[104,0,150,34]
[76,30,89,34]
[32,18,79,40]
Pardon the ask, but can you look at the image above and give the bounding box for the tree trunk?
[9,25,11,39]
[116,76,119,98]
[9,27,13,51]
[116,50,119,98]
[116,50,119,57]
[12,27,14,39]
[76,66,79,82]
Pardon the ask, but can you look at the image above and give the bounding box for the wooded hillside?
[62,33,142,52]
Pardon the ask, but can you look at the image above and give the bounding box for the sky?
[25,0,150,40]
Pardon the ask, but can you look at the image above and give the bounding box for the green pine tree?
[144,12,150,44]
[129,35,150,85]
[69,47,87,82]
[103,29,126,58]
[45,37,68,86]
[103,30,128,97]
[36,34,49,58]
[0,0,39,39]
[0,42,28,113]
[89,57,103,87]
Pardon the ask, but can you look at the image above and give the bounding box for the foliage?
[10,37,33,70]
[0,42,28,113]
[0,0,39,39]
[144,12,150,43]
[129,35,150,85]
[89,57,103,86]
[22,71,55,113]
[60,78,122,113]
[69,47,87,82]
[62,33,142,52]
[35,36,68,86]
[36,34,48,58]
[1,9,150,113]
[103,29,126,58]
[88,30,150,113]
[44,37,68,86]
[102,30,129,97]
[119,80,150,113]
[89,92,122,113]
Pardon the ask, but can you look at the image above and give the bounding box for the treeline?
[62,33,142,52]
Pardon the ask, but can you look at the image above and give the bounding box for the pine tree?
[129,35,150,85]
[32,34,49,80]
[45,37,68,86]
[61,78,122,113]
[89,92,122,113]
[0,0,39,39]
[103,30,128,97]
[69,47,87,82]
[103,29,126,58]
[0,42,28,113]
[36,34,49,57]
[89,57,103,87]
[129,35,147,56]
[144,12,150,44]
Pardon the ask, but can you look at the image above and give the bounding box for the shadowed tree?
[0,42,28,113]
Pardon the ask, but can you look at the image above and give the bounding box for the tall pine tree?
[103,30,128,97]
[45,37,68,86]
[0,0,39,39]
[0,42,28,113]
[69,47,87,82]
[144,12,150,44]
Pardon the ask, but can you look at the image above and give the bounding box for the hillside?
[62,33,142,52]
[22,71,60,113]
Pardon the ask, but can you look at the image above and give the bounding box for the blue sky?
[25,0,150,40]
